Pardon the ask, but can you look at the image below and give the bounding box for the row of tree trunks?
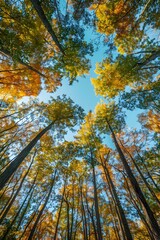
[0,121,54,190]
[106,119,160,240]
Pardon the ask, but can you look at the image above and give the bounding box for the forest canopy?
[0,0,160,239]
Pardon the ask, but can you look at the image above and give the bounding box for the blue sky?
[38,55,142,131]
[38,29,106,113]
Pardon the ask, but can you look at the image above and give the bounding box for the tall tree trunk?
[85,197,98,240]
[135,149,160,191]
[80,184,88,240]
[28,170,57,240]
[0,48,47,78]
[1,172,37,240]
[53,183,66,240]
[0,154,34,224]
[101,159,133,240]
[0,176,19,215]
[124,174,155,240]
[0,173,15,201]
[19,210,38,240]
[106,120,160,239]
[30,0,65,54]
[0,105,31,120]
[0,121,54,190]
[137,49,160,67]
[120,142,160,207]
[73,189,81,240]
[16,184,37,231]
[108,201,121,240]
[91,160,103,240]
[66,200,70,240]
[70,180,75,240]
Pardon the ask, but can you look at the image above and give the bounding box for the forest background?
[0,0,160,239]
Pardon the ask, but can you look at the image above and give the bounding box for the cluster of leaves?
[0,0,93,101]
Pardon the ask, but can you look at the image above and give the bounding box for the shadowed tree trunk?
[1,171,37,240]
[106,119,160,240]
[16,183,37,231]
[120,142,160,207]
[66,200,70,240]
[0,154,34,224]
[85,195,98,240]
[124,174,155,240]
[0,48,47,78]
[101,157,133,240]
[54,183,66,240]
[80,183,88,240]
[30,0,65,54]
[28,170,57,240]
[91,157,103,240]
[0,121,54,190]
[0,176,19,215]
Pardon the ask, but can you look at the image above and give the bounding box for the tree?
[95,102,160,239]
[0,96,84,189]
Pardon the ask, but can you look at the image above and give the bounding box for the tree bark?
[0,48,47,78]
[66,200,70,240]
[80,184,88,240]
[101,159,133,240]
[137,49,160,67]
[0,121,54,190]
[0,154,34,224]
[53,183,66,240]
[91,158,103,240]
[106,119,160,240]
[124,174,155,240]
[16,182,36,231]
[30,0,65,54]
[1,172,37,240]
[120,142,160,207]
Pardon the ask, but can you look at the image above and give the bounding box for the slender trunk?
[73,219,82,240]
[107,120,160,239]
[92,161,103,240]
[0,106,31,120]
[85,193,98,240]
[73,189,81,239]
[135,149,160,191]
[70,182,75,239]
[53,184,66,240]
[30,0,65,54]
[19,211,37,240]
[0,48,46,78]
[0,173,15,201]
[66,200,70,240]
[0,177,19,215]
[0,121,54,190]
[137,50,160,67]
[124,174,155,240]
[0,122,18,135]
[80,184,88,240]
[102,160,133,240]
[16,183,36,230]
[121,142,160,207]
[1,173,36,240]
[0,154,34,224]
[106,193,121,240]
[28,170,57,240]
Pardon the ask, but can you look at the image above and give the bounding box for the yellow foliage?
[91,61,127,97]
[90,0,143,53]
[146,111,160,133]
[0,58,42,100]
[139,110,160,133]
